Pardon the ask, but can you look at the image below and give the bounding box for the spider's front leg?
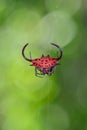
[48,66,56,76]
[35,67,43,78]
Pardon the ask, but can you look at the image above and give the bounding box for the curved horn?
[50,43,62,60]
[22,43,32,62]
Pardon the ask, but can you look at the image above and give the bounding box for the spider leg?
[36,68,44,75]
[29,52,33,66]
[48,66,56,76]
[35,67,43,78]
[57,51,58,57]
[52,66,56,73]
[29,52,32,59]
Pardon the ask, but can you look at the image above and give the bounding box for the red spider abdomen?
[32,56,58,68]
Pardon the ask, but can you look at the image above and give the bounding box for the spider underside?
[35,66,56,77]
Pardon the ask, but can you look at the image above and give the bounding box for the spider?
[22,43,62,77]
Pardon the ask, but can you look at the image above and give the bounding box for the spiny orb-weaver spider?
[22,43,62,77]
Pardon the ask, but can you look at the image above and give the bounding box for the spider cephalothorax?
[22,43,62,77]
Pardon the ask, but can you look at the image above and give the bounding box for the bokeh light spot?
[45,0,82,15]
[34,11,77,50]
[36,104,69,130]
[6,8,41,33]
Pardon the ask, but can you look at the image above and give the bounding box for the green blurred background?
[0,0,87,130]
